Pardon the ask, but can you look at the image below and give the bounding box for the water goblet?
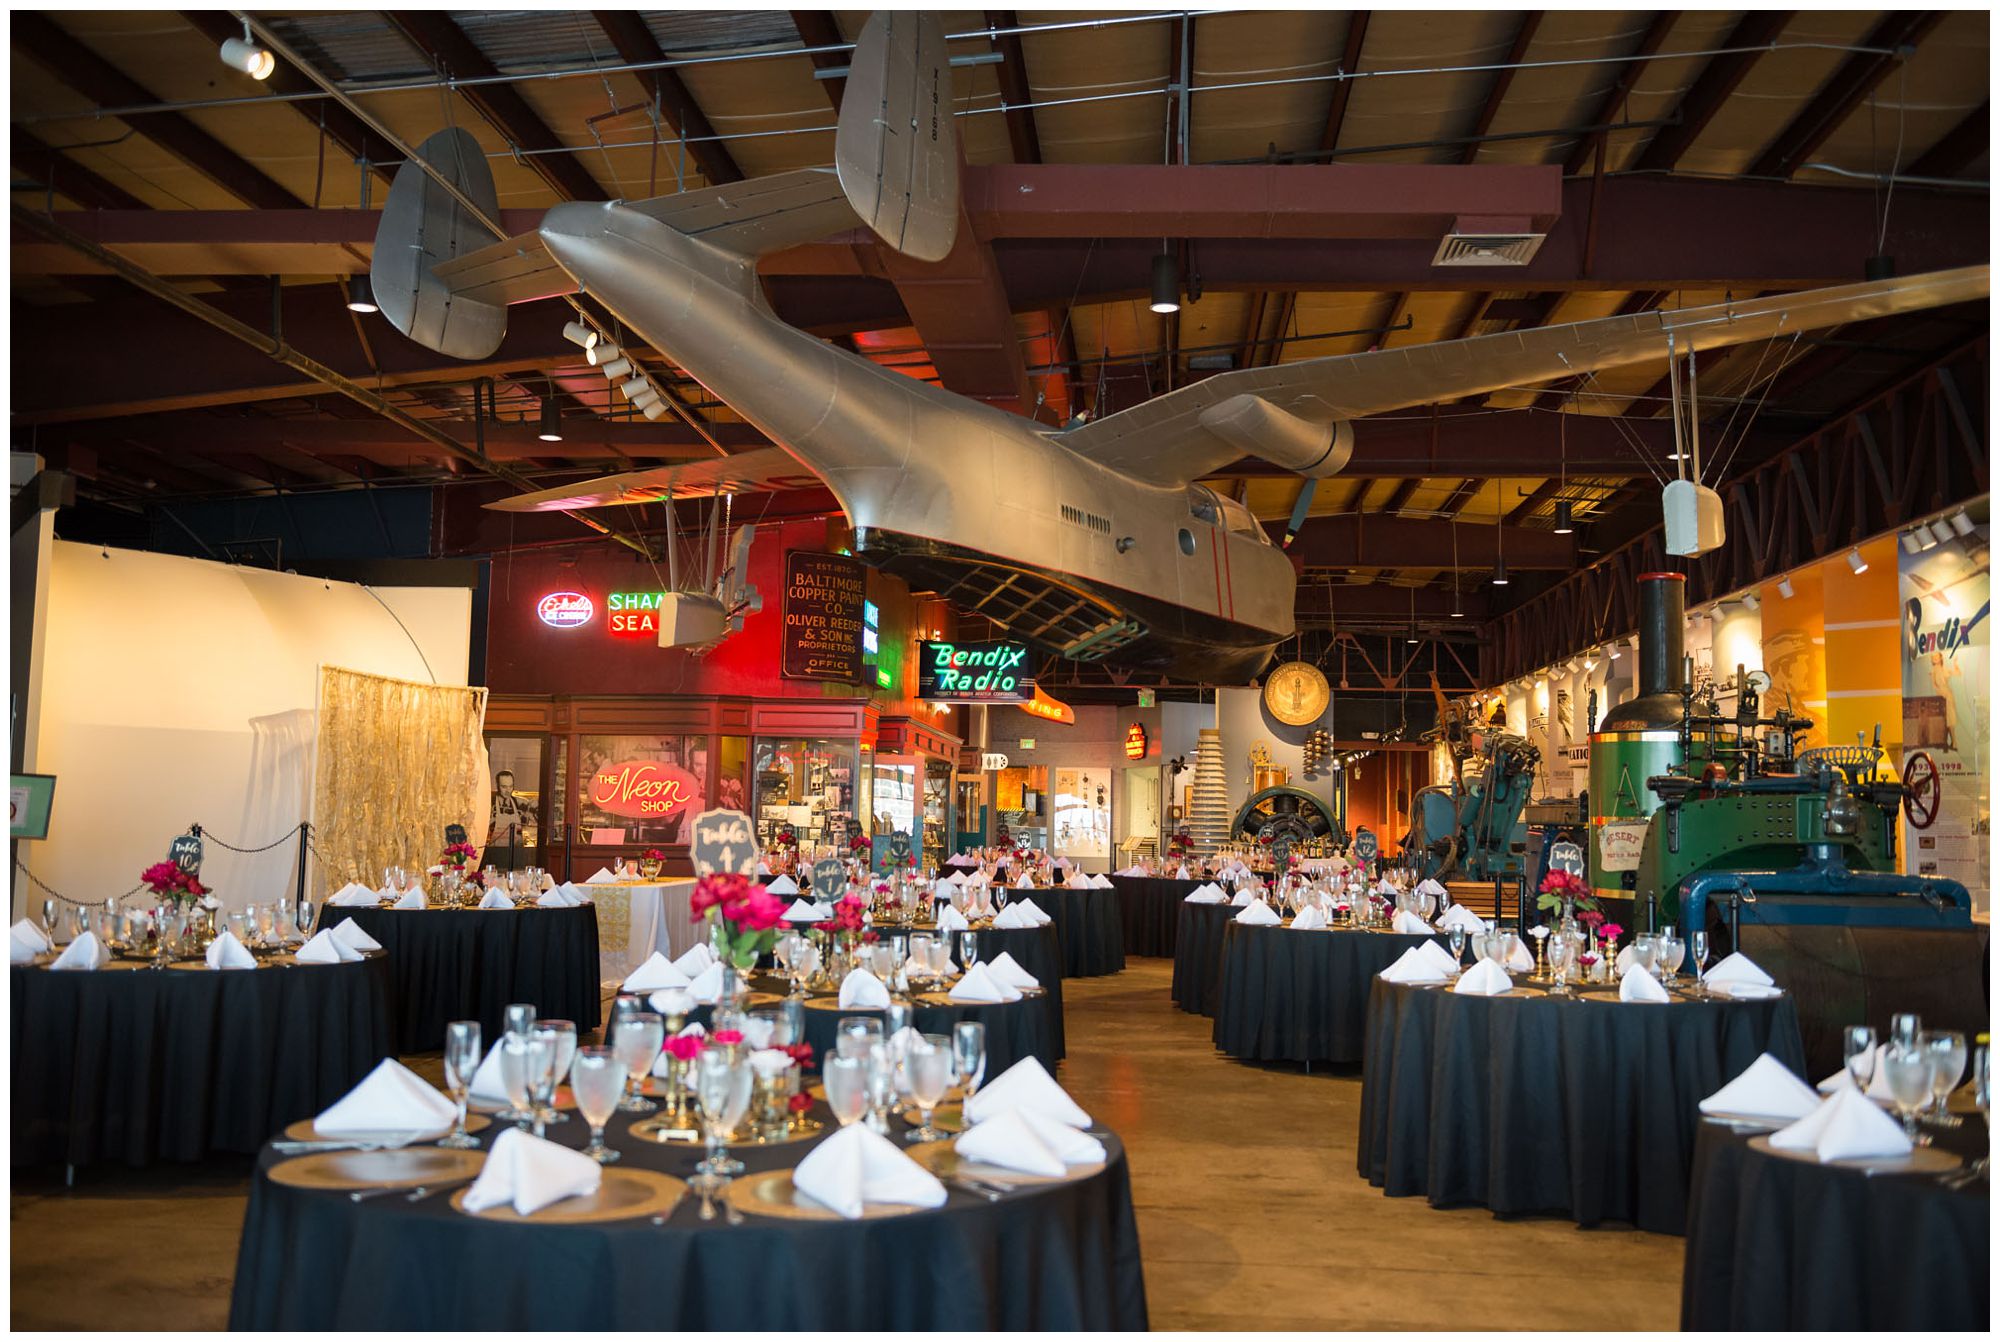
[1922,1030,1967,1127]
[863,1043,896,1137]
[824,1054,868,1127]
[1447,927,1467,968]
[1658,933,1685,986]
[1889,1013,1923,1051]
[1631,934,1659,978]
[952,1020,987,1101]
[570,1047,627,1163]
[1882,1043,1934,1143]
[497,1036,537,1131]
[296,896,316,943]
[960,931,979,970]
[523,1029,561,1138]
[837,1016,883,1061]
[883,1001,911,1043]
[693,1046,753,1178]
[438,1021,483,1148]
[611,1011,664,1113]
[1843,1025,1878,1091]
[538,1020,578,1125]
[68,904,91,944]
[505,1003,537,1041]
[903,1034,952,1143]
[41,898,60,946]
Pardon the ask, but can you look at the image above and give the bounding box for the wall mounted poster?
[1899,507,1989,914]
[781,551,865,682]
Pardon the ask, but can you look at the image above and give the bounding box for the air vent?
[1431,232,1546,267]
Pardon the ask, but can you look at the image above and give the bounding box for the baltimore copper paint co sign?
[781,551,866,682]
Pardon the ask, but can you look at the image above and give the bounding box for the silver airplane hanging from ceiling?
[372,12,1988,685]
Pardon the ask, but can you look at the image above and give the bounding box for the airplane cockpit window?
[1213,493,1263,539]
[1189,485,1263,540]
[1186,486,1222,526]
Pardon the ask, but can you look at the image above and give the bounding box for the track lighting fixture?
[1149,251,1180,315]
[1777,576,1794,599]
[1902,529,1926,555]
[641,400,669,421]
[1846,547,1868,575]
[587,342,621,367]
[1950,509,1975,536]
[598,357,632,380]
[562,321,599,349]
[1928,519,1955,547]
[1607,642,1622,661]
[537,396,563,442]
[1742,591,1760,611]
[218,23,275,80]
[344,275,377,314]
[631,388,661,411]
[619,375,650,400]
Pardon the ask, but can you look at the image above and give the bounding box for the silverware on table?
[273,1139,414,1155]
[947,1175,1005,1202]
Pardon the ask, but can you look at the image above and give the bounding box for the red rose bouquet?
[1535,868,1601,927]
[439,841,479,873]
[690,871,788,971]
[140,861,205,908]
[848,833,872,855]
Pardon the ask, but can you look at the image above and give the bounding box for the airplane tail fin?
[372,13,959,356]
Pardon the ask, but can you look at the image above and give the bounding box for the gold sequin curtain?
[312,665,489,894]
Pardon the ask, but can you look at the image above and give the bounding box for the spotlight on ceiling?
[631,388,661,411]
[537,397,563,442]
[1928,519,1956,547]
[619,375,650,400]
[1777,576,1795,600]
[1149,251,1181,315]
[1607,642,1623,661]
[1583,656,1597,673]
[1902,529,1927,555]
[1491,557,1509,586]
[1846,547,1868,575]
[342,275,378,314]
[218,24,275,80]
[1950,509,1975,536]
[587,342,622,368]
[1742,590,1760,611]
[1551,500,1575,535]
[640,400,669,421]
[598,357,633,380]
[562,321,599,350]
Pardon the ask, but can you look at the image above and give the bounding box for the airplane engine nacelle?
[1197,394,1353,478]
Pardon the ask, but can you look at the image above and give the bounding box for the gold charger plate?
[283,1114,489,1142]
[267,1146,486,1191]
[908,1138,1104,1188]
[1747,1134,1961,1175]
[449,1167,687,1224]
[725,1167,933,1222]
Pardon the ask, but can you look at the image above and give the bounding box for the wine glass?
[1843,1025,1878,1092]
[1882,1043,1934,1144]
[1889,1013,1923,1051]
[40,897,59,946]
[505,1002,537,1041]
[953,1020,987,1102]
[1922,1030,1967,1128]
[295,896,316,944]
[539,1020,578,1125]
[497,1036,537,1132]
[1631,934,1659,978]
[1658,933,1685,986]
[68,904,90,944]
[837,1016,883,1061]
[1447,927,1466,968]
[904,1034,952,1143]
[524,1029,561,1138]
[1546,932,1574,996]
[693,1047,752,1178]
[570,1047,627,1164]
[863,1043,896,1136]
[960,931,980,970]
[439,1021,483,1149]
[611,1012,664,1113]
[1689,931,1710,996]
[824,1054,868,1127]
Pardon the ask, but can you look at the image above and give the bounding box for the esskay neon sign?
[916,640,1036,702]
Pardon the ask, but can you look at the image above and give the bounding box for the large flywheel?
[1233,787,1341,847]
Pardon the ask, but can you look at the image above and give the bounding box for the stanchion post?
[295,823,310,911]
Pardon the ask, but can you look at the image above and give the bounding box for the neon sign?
[1022,685,1074,724]
[916,640,1035,702]
[537,591,595,629]
[1124,723,1148,759]
[606,591,664,639]
[588,760,701,819]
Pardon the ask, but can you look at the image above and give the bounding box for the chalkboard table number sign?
[689,809,757,877]
[809,857,846,902]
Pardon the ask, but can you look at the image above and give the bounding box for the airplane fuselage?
[539,200,1297,683]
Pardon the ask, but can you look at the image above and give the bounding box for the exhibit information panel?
[1900,505,1990,914]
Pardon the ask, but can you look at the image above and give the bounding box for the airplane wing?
[483,448,825,513]
[430,169,858,307]
[1059,266,1989,488]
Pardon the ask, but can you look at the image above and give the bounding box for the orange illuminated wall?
[1820,535,1903,775]
[1758,562,1827,750]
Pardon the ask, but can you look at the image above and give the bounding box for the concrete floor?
[10,957,1685,1331]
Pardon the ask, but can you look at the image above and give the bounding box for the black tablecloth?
[1681,1115,1988,1329]
[1213,924,1443,1065]
[228,1096,1147,1330]
[718,970,1061,1076]
[931,923,1064,1060]
[1171,901,1238,1016]
[1110,877,1202,958]
[11,956,391,1169]
[317,906,601,1055]
[1358,978,1807,1233]
[1044,887,1125,977]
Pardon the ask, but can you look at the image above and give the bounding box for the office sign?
[782,551,866,682]
[916,640,1035,702]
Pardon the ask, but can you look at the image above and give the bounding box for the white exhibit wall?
[19,543,471,915]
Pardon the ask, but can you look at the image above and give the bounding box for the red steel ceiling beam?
[1908,101,1988,178]
[1748,12,1944,180]
[385,11,606,202]
[1319,13,1371,155]
[593,11,744,186]
[1458,13,1543,164]
[11,127,147,210]
[1631,11,1795,173]
[13,12,304,211]
[1561,11,1678,177]
[789,12,849,112]
[878,208,1036,414]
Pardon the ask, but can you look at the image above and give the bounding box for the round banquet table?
[1212,922,1445,1065]
[227,1096,1148,1330]
[317,905,600,1056]
[1681,1107,1988,1330]
[1170,900,1238,1016]
[1042,886,1125,978]
[1357,977,1807,1234]
[11,953,391,1170]
[924,922,1064,1060]
[1109,876,1202,958]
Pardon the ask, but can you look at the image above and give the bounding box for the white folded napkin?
[1701,1052,1821,1120]
[1064,871,1089,889]
[584,868,617,884]
[685,961,725,1005]
[1816,1044,1897,1100]
[469,889,507,910]
[295,929,362,964]
[1290,905,1327,931]
[536,886,581,908]
[1184,883,1226,904]
[949,962,1023,1003]
[790,1121,948,1219]
[315,1058,457,1139]
[1414,940,1461,976]
[838,967,891,1009]
[1436,905,1488,934]
[934,904,970,933]
[1174,864,1191,880]
[1415,878,1447,898]
[954,1108,1066,1176]
[1614,944,1635,975]
[1013,872,1035,889]
[467,1040,511,1105]
[1229,887,1255,907]
[984,951,1040,990]
[622,951,691,993]
[1703,952,1774,990]
[1619,965,1671,1003]
[1390,909,1431,936]
[1452,959,1513,996]
[1504,940,1535,974]
[1770,1086,1913,1163]
[374,886,398,903]
[671,944,714,979]
[786,898,831,923]
[991,903,1035,930]
[1012,897,1051,926]
[1380,946,1449,983]
[964,1056,1092,1128]
[328,882,378,906]
[1234,899,1281,926]
[49,931,109,971]
[766,874,800,896]
[327,918,381,952]
[385,888,422,910]
[11,918,51,963]
[462,1127,603,1217]
[948,870,970,886]
[1092,874,1114,889]
[205,930,258,970]
[649,988,696,1021]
